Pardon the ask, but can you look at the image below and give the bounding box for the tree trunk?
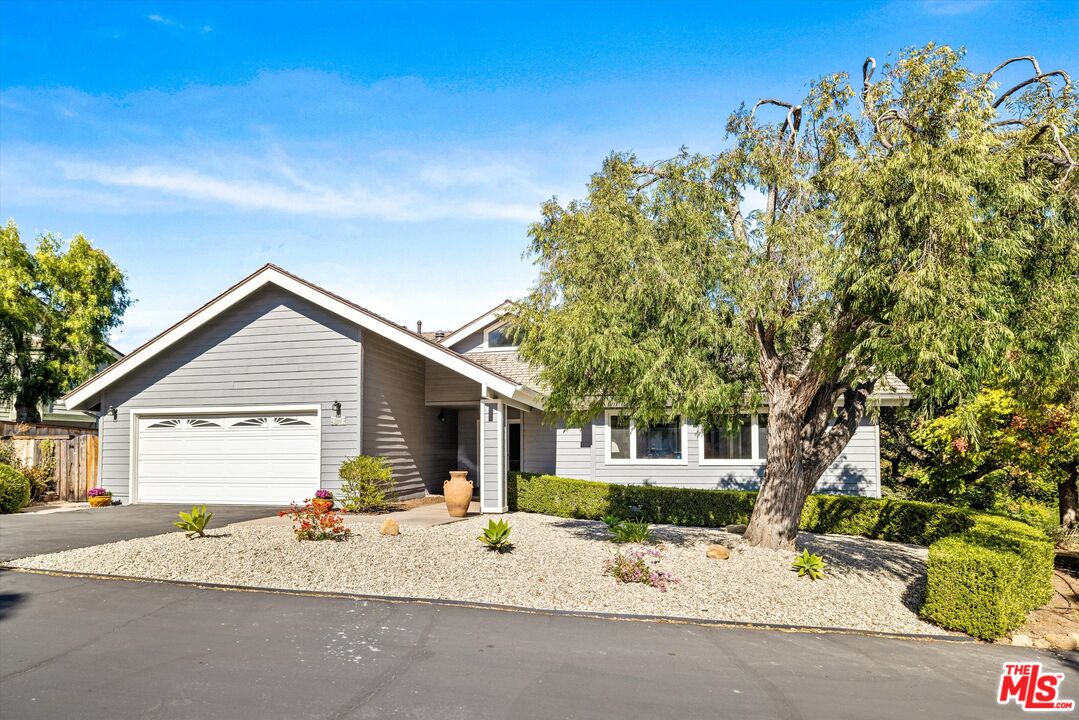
[1060,462,1078,530]
[14,399,41,423]
[743,407,813,550]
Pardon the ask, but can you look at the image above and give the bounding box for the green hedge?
[0,463,31,514]
[508,472,1053,640]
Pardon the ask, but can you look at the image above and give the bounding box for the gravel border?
[7,512,952,636]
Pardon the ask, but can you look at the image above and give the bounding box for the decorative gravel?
[7,512,948,635]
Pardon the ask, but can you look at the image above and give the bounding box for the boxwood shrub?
[508,472,1053,639]
[0,463,31,514]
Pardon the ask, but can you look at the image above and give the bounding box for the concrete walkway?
[235,500,482,529]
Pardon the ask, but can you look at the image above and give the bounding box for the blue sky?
[1,0,1076,351]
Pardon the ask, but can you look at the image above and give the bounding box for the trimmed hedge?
[508,472,1053,640]
[0,463,31,514]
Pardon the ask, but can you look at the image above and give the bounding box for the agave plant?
[601,514,622,529]
[477,518,513,552]
[174,505,213,539]
[792,549,826,580]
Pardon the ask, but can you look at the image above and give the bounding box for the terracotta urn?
[88,495,112,508]
[312,498,334,514]
[444,470,473,517]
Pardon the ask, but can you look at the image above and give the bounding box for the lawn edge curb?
[0,565,973,643]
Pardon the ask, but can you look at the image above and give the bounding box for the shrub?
[477,518,513,552]
[173,505,212,538]
[601,513,622,529]
[604,547,679,592]
[0,463,31,514]
[792,550,827,580]
[0,439,55,501]
[279,503,351,541]
[339,456,396,512]
[509,471,1054,639]
[610,519,655,544]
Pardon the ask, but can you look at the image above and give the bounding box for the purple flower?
[314,489,333,500]
[87,487,111,497]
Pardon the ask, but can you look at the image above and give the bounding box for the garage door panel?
[135,411,320,505]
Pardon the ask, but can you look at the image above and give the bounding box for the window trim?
[603,410,689,466]
[482,321,519,351]
[698,413,768,466]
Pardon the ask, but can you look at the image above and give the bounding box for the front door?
[508,422,522,473]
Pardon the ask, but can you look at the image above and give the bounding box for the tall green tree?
[515,45,1078,549]
[0,221,131,422]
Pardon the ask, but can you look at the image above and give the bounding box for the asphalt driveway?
[1,570,1076,720]
[0,504,281,561]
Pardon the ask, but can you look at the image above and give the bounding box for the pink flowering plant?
[87,487,111,497]
[314,489,333,500]
[604,547,679,592]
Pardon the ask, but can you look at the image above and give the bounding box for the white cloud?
[147,14,181,27]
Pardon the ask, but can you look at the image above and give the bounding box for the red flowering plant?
[278,502,352,541]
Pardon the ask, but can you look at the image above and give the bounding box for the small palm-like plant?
[610,519,654,544]
[477,518,513,552]
[174,505,212,539]
[792,549,826,580]
[601,514,622,529]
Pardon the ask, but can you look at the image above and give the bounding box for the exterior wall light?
[332,401,342,417]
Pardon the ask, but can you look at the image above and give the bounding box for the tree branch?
[993,70,1072,109]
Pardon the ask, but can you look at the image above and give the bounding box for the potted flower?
[312,489,334,513]
[87,487,112,508]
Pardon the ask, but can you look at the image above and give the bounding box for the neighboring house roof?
[61,265,542,411]
[466,350,541,387]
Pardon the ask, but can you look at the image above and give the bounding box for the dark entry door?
[508,422,522,472]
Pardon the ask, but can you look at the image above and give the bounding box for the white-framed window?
[699,414,769,465]
[604,410,688,465]
[483,322,518,350]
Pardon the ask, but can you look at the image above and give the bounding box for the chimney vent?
[435,330,445,341]
[417,320,423,334]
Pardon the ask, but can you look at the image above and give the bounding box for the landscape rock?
[1033,638,1052,649]
[1010,634,1034,647]
[379,518,400,536]
[706,544,731,560]
[724,524,747,534]
[1044,633,1078,651]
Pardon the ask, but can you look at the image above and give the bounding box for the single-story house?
[61,264,911,508]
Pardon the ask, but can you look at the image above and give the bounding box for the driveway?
[1,571,1075,720]
[0,504,281,562]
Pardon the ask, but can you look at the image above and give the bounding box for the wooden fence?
[3,431,100,502]
[1,421,97,438]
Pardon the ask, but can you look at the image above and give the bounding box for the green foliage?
[0,463,31,514]
[510,471,1053,638]
[609,519,655,544]
[0,221,131,421]
[512,44,1078,546]
[601,513,622,529]
[339,456,396,513]
[792,550,827,580]
[921,515,1054,640]
[477,518,513,552]
[0,439,55,501]
[173,505,212,538]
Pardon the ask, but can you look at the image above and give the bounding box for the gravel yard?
[7,512,948,635]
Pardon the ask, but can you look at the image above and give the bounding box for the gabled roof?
[440,300,515,347]
[62,265,539,411]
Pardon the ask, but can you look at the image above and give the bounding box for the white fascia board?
[441,301,514,347]
[65,267,521,410]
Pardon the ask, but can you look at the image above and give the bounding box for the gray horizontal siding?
[424,360,481,405]
[481,401,502,507]
[521,409,556,475]
[457,407,479,482]
[99,287,361,502]
[362,333,456,498]
[553,415,880,497]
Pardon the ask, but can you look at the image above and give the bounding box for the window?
[700,414,768,464]
[605,412,686,464]
[485,323,517,349]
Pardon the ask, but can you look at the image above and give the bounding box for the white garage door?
[135,411,320,504]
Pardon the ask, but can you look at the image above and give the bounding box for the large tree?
[514,45,1078,549]
[0,221,131,422]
